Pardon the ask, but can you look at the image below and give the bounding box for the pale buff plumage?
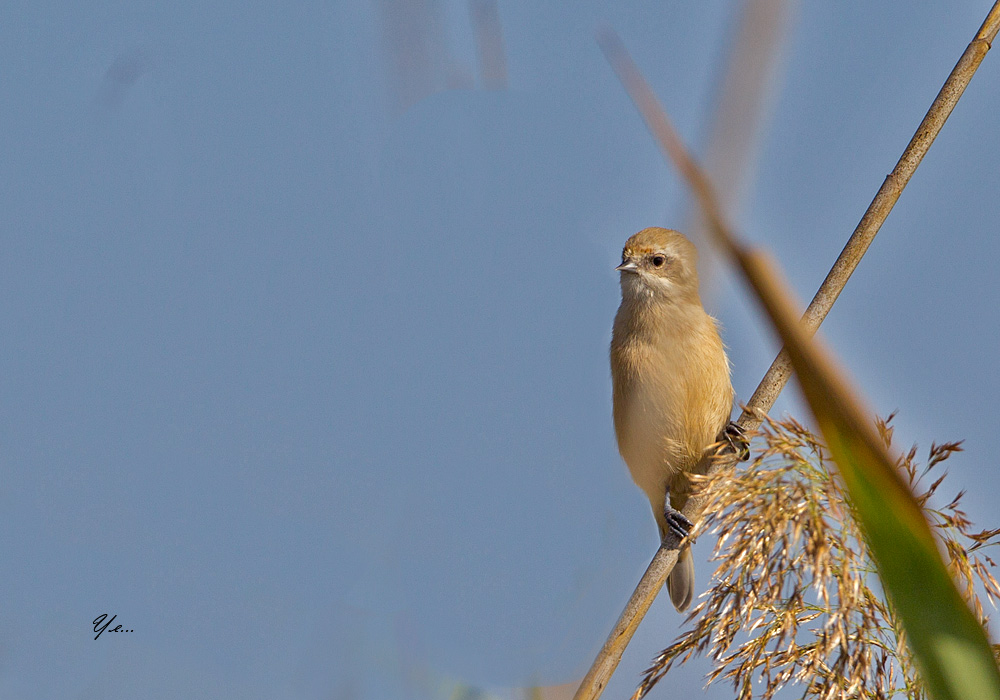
[611,227,734,612]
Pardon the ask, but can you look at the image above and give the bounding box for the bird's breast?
[611,311,733,500]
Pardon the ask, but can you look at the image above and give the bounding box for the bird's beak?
[616,260,639,274]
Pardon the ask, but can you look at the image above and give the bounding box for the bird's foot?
[724,421,750,462]
[662,502,693,546]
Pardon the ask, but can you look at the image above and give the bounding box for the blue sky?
[2,1,999,698]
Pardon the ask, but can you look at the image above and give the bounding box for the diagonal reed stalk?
[686,0,797,298]
[574,5,1000,699]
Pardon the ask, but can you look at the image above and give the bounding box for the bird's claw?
[724,421,750,461]
[662,503,693,545]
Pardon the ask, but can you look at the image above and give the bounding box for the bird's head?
[617,227,700,303]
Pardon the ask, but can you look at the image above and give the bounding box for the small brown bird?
[610,227,736,612]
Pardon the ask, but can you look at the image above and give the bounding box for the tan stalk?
[687,0,797,298]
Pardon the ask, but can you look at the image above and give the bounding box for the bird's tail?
[667,546,694,612]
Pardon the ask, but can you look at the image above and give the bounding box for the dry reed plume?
[634,415,1000,700]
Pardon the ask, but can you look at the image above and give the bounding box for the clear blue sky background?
[2,1,999,698]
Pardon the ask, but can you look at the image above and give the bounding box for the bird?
[610,227,737,612]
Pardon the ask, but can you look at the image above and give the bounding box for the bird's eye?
[651,255,667,268]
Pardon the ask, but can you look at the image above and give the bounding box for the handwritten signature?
[93,614,133,640]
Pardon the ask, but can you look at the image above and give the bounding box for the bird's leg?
[724,421,750,462]
[661,488,693,546]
